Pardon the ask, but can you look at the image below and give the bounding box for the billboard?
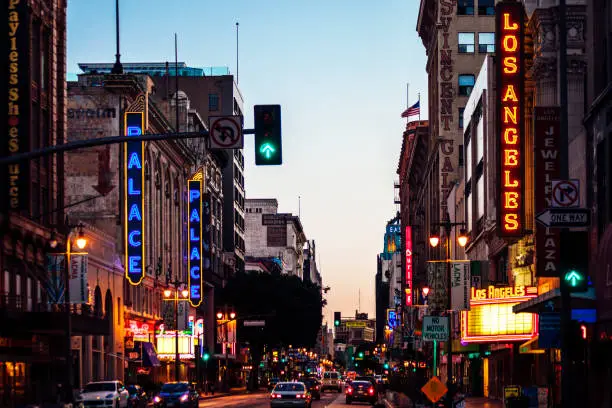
[3,0,31,211]
[188,172,203,307]
[405,226,413,306]
[496,1,525,237]
[534,107,561,276]
[124,111,145,285]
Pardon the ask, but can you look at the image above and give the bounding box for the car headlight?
[180,394,188,402]
[153,396,161,403]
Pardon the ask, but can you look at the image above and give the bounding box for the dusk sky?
[67,0,428,325]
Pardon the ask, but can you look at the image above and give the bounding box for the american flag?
[401,100,420,118]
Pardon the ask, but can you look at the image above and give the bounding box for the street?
[198,390,357,407]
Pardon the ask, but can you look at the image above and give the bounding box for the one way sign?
[535,208,591,228]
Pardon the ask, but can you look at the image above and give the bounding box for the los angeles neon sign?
[496,1,525,237]
[188,171,203,307]
[124,111,145,285]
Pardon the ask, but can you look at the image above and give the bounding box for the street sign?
[422,316,449,342]
[243,320,265,327]
[538,312,561,349]
[209,116,243,149]
[535,208,591,228]
[421,376,447,403]
[551,179,580,207]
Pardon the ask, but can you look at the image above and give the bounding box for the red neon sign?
[496,1,525,237]
[405,226,413,306]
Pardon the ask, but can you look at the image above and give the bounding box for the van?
[321,371,342,392]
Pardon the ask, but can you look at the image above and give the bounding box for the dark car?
[302,378,321,400]
[355,376,377,386]
[345,380,377,405]
[153,382,199,408]
[126,385,147,408]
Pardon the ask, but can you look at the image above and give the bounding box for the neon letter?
[190,286,201,299]
[127,152,142,169]
[504,128,518,144]
[190,266,200,279]
[129,256,142,273]
[189,190,200,202]
[502,85,518,102]
[190,208,200,222]
[504,191,519,209]
[504,107,518,124]
[190,247,200,260]
[504,170,519,187]
[128,178,141,195]
[128,204,142,221]
[127,126,142,136]
[503,12,518,30]
[503,57,518,74]
[190,227,200,241]
[504,149,519,166]
[128,230,141,247]
[503,35,518,52]
[504,214,519,230]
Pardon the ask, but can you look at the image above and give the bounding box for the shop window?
[459,74,475,96]
[458,33,475,53]
[458,0,474,15]
[479,32,495,53]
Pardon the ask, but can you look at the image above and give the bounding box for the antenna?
[358,289,361,313]
[174,33,179,132]
[236,22,240,84]
[298,196,301,218]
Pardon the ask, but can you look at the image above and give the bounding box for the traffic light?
[560,230,589,292]
[254,105,282,165]
[334,312,341,327]
[202,346,210,361]
[383,363,389,369]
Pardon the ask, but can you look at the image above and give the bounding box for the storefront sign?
[124,110,145,285]
[405,226,413,306]
[125,320,153,342]
[496,1,525,237]
[188,171,203,307]
[451,262,471,311]
[4,0,30,211]
[387,309,399,329]
[68,107,117,119]
[69,254,88,304]
[345,321,367,328]
[461,285,538,343]
[534,107,561,276]
[423,316,449,342]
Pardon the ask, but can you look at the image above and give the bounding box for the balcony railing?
[0,294,105,318]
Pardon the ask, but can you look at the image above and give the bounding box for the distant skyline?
[67,0,428,324]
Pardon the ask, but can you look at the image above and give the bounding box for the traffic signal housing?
[202,345,210,361]
[560,230,589,292]
[254,105,282,165]
[334,312,341,327]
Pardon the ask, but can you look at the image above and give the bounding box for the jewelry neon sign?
[496,1,525,237]
[124,111,145,285]
[188,171,203,307]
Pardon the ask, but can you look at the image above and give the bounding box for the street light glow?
[164,289,172,298]
[75,226,87,249]
[216,312,223,320]
[422,287,430,297]
[429,235,440,248]
[181,289,189,298]
[230,312,236,320]
[457,228,469,247]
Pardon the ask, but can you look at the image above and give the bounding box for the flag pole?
[406,83,409,123]
[418,92,421,120]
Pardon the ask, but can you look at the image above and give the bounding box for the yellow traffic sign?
[421,376,448,403]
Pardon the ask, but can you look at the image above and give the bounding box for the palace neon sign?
[496,1,525,237]
[188,171,203,307]
[405,226,413,306]
[124,111,145,285]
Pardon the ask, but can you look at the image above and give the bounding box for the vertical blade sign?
[405,226,413,306]
[188,174,203,307]
[124,112,145,285]
[496,1,525,237]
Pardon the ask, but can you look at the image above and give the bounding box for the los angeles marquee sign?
[496,1,525,237]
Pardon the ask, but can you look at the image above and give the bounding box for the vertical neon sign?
[405,226,413,306]
[496,1,525,237]
[188,172,203,307]
[124,111,145,285]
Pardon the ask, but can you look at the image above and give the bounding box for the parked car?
[270,382,312,408]
[152,382,199,408]
[345,380,377,405]
[302,378,321,400]
[321,371,342,392]
[80,381,130,408]
[126,384,147,408]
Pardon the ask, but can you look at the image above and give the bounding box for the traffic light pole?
[558,1,573,406]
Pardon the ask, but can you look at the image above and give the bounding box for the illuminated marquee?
[461,285,538,343]
[496,1,525,237]
[124,111,145,285]
[188,171,203,307]
[405,226,413,306]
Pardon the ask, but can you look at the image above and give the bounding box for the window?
[26,277,32,311]
[476,177,485,219]
[478,33,495,53]
[458,145,464,167]
[458,0,474,15]
[478,0,495,15]
[459,75,475,96]
[466,139,472,181]
[458,33,475,53]
[459,107,465,128]
[208,94,219,111]
[467,193,473,232]
[476,117,484,161]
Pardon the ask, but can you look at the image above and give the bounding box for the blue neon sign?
[124,111,145,285]
[188,178,203,307]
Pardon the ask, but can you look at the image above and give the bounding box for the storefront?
[156,326,196,383]
[124,317,161,387]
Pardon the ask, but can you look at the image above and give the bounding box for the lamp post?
[163,284,189,382]
[216,306,237,392]
[428,212,468,407]
[49,223,87,403]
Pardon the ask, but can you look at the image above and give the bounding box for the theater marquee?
[496,1,525,237]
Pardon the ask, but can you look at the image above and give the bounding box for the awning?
[512,287,596,314]
[139,342,161,367]
[519,336,545,354]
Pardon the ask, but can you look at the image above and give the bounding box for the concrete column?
[97,336,104,380]
[82,336,92,385]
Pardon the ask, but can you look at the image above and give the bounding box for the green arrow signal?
[564,270,584,287]
[259,143,276,159]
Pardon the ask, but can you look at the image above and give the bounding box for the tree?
[217,271,326,389]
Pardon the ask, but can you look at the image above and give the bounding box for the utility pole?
[558,0,573,406]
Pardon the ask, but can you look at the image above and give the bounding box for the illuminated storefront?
[156,330,196,360]
[461,286,538,343]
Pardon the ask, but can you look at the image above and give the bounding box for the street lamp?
[163,284,189,382]
[422,287,430,298]
[49,223,88,403]
[216,307,237,392]
[428,212,468,407]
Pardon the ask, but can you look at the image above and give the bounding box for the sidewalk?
[464,397,503,408]
[199,386,257,400]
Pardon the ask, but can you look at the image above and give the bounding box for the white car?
[321,371,342,392]
[80,381,129,408]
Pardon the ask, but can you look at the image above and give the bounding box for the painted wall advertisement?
[534,107,560,277]
[451,262,471,311]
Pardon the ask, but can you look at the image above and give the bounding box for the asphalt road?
[198,389,371,407]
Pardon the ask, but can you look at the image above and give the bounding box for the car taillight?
[296,394,303,399]
[346,387,353,394]
[315,385,319,389]
[368,387,375,395]
[270,393,281,399]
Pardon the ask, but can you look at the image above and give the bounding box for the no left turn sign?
[209,116,243,149]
